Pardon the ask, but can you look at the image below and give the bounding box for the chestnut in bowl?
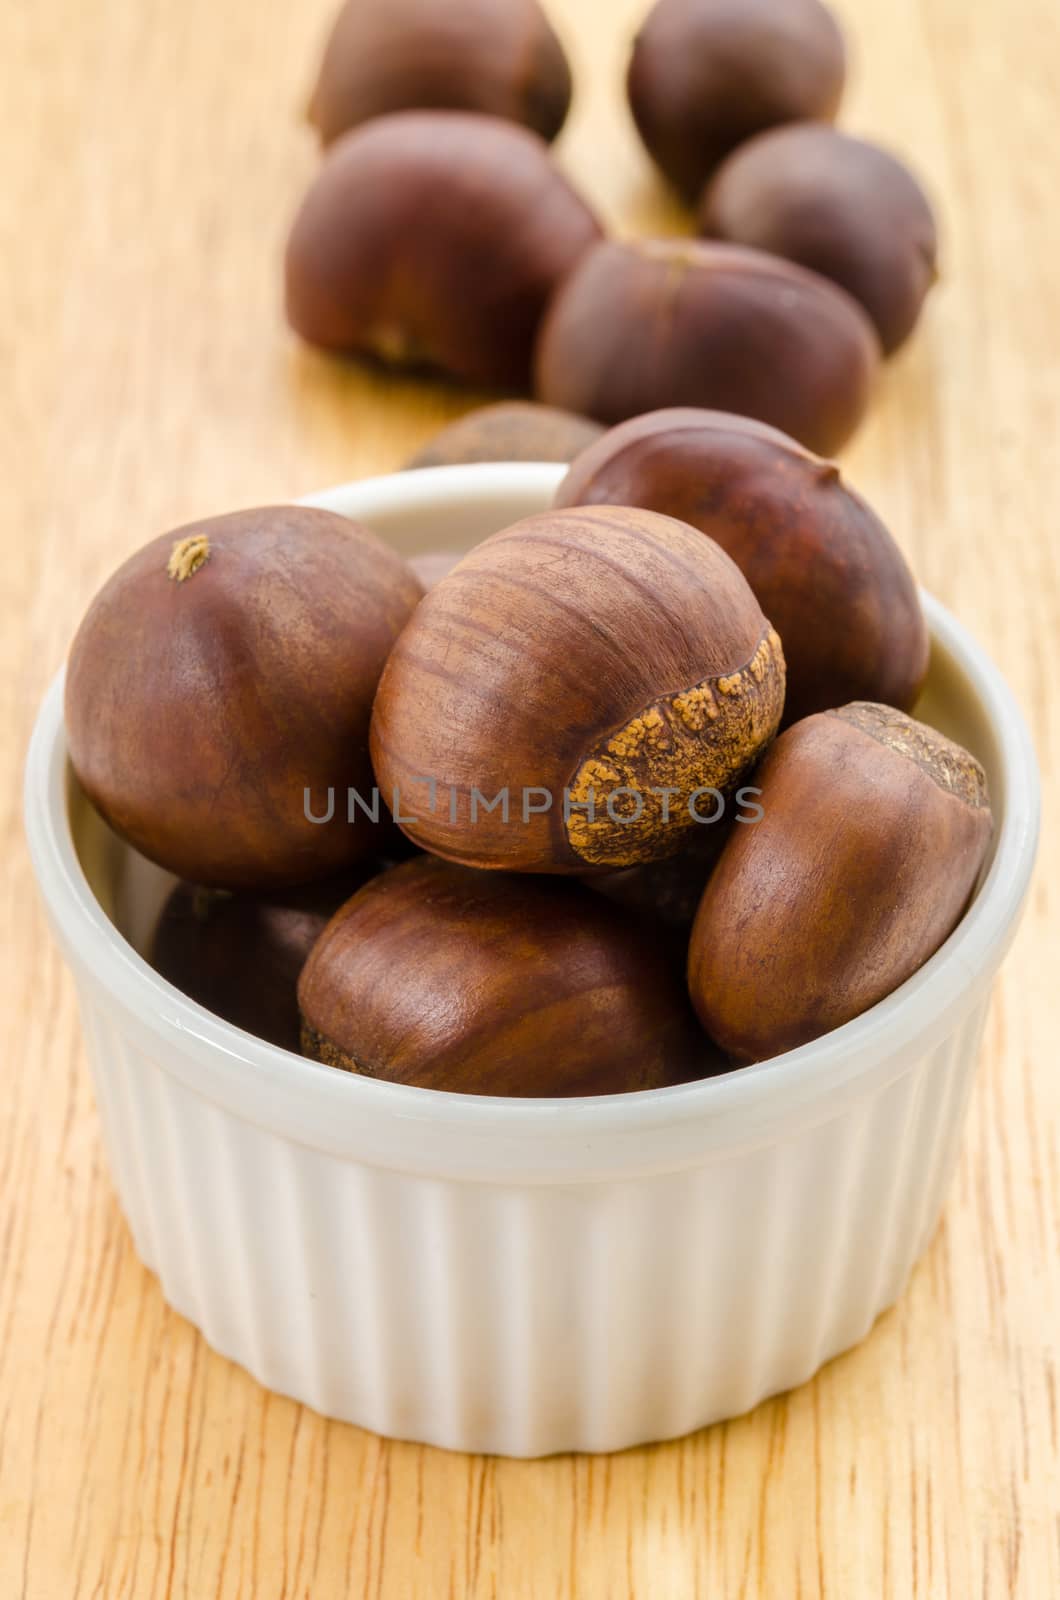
[309,0,572,148]
[298,856,709,1094]
[370,504,785,872]
[687,702,994,1063]
[403,401,604,470]
[285,111,603,390]
[557,408,929,722]
[628,0,846,200]
[150,870,375,1053]
[65,506,422,890]
[699,124,939,353]
[534,239,880,456]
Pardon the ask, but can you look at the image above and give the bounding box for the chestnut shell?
[628,0,847,199]
[557,408,929,722]
[65,506,422,889]
[403,402,604,469]
[370,504,786,873]
[285,111,603,389]
[298,856,709,1094]
[534,239,880,456]
[687,703,994,1063]
[699,124,939,353]
[150,871,374,1052]
[309,0,572,147]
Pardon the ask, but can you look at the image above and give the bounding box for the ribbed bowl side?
[73,990,992,1456]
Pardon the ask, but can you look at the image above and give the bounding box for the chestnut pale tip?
[830,702,990,810]
[167,534,211,582]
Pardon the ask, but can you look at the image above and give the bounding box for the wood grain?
[2,0,1058,1594]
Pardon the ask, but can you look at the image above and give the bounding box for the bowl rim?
[23,462,1042,1181]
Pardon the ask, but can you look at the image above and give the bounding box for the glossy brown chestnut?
[285,112,603,389]
[298,856,709,1094]
[687,702,994,1063]
[534,240,880,455]
[150,869,375,1052]
[65,507,422,889]
[309,0,572,148]
[628,0,846,200]
[556,408,929,722]
[699,125,939,353]
[403,402,604,469]
[370,505,786,872]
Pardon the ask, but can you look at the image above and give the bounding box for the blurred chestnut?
[700,125,939,353]
[628,0,846,200]
[370,504,785,872]
[403,401,604,469]
[557,408,928,721]
[309,0,572,148]
[687,702,994,1063]
[298,856,709,1094]
[285,111,602,389]
[65,507,422,889]
[150,870,375,1052]
[534,239,879,455]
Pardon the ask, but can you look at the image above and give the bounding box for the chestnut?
[285,111,603,390]
[403,401,604,469]
[65,506,422,889]
[308,0,572,148]
[687,702,994,1063]
[370,504,786,872]
[699,125,939,353]
[627,0,846,200]
[298,856,708,1094]
[556,408,929,722]
[534,239,880,456]
[150,869,374,1052]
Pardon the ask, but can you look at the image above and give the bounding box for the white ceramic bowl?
[25,463,1040,1456]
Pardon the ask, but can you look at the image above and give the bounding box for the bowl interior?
[67,460,1010,972]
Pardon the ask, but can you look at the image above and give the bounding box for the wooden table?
[3,0,1058,1593]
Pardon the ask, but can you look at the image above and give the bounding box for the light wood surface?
[3,0,1058,1594]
